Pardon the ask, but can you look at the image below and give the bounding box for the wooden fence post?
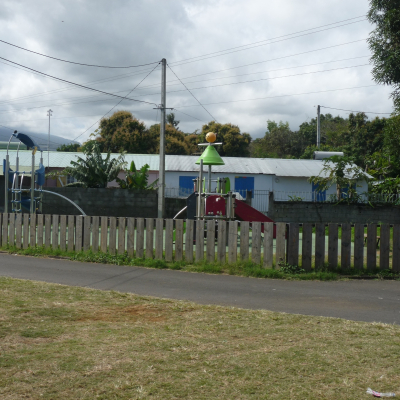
[67,215,75,252]
[206,220,216,263]
[15,213,22,249]
[118,217,126,255]
[29,214,37,248]
[52,215,59,250]
[108,217,117,255]
[145,218,154,259]
[315,223,325,268]
[100,216,108,253]
[341,223,351,269]
[44,214,52,249]
[263,222,274,269]
[301,223,312,271]
[328,223,338,269]
[165,219,174,262]
[379,223,390,270]
[287,223,299,267]
[393,224,400,272]
[23,213,29,249]
[366,223,377,270]
[37,214,44,247]
[9,213,16,247]
[240,221,250,262]
[217,220,227,264]
[83,216,91,252]
[195,220,205,262]
[59,215,67,251]
[228,221,238,264]
[155,218,164,260]
[185,219,194,263]
[252,222,262,265]
[275,223,286,268]
[127,218,135,258]
[2,213,8,247]
[354,223,364,270]
[175,219,184,262]
[91,216,99,253]
[136,218,144,258]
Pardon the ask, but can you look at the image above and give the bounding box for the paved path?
[0,253,399,324]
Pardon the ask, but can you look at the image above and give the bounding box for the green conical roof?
[196,145,225,165]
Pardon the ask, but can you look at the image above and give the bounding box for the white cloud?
[0,0,393,145]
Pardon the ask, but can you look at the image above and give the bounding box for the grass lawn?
[1,277,399,399]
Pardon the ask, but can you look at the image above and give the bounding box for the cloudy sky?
[0,0,394,148]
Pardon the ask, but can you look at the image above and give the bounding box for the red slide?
[235,200,276,237]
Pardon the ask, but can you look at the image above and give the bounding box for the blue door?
[312,182,326,202]
[179,176,196,197]
[235,176,254,199]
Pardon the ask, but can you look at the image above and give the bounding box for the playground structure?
[3,132,86,216]
[178,132,276,236]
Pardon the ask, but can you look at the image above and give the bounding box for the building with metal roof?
[0,150,370,215]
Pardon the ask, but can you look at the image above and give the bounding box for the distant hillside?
[0,128,79,151]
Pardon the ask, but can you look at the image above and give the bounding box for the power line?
[170,18,367,66]
[320,106,392,115]
[139,55,371,91]
[137,63,371,97]
[165,39,368,84]
[167,64,218,122]
[0,56,159,106]
[171,84,381,108]
[73,63,161,141]
[0,38,366,109]
[0,38,160,68]
[172,108,205,123]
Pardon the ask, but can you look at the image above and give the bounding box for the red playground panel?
[234,200,276,238]
[205,195,226,216]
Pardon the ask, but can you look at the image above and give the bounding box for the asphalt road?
[0,253,399,324]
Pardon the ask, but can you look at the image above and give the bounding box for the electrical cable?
[135,55,370,91]
[170,84,381,108]
[134,63,371,97]
[170,18,367,66]
[320,106,392,115]
[73,63,161,141]
[172,108,204,122]
[0,38,160,68]
[0,62,159,105]
[0,56,158,106]
[0,38,366,108]
[167,64,218,122]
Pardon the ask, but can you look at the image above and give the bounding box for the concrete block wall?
[40,187,186,219]
[268,193,400,224]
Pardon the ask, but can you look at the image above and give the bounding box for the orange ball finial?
[206,132,216,143]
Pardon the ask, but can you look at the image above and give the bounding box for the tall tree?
[199,122,251,157]
[63,142,126,188]
[91,111,158,154]
[368,0,400,112]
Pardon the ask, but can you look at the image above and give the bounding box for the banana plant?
[116,161,158,190]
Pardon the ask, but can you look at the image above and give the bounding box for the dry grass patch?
[0,277,399,399]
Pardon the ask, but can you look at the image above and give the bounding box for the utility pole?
[316,105,321,149]
[47,109,53,170]
[157,59,166,219]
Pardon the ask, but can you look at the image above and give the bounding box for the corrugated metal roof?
[0,150,370,179]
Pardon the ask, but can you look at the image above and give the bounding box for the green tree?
[199,122,251,157]
[368,0,400,112]
[251,120,305,159]
[57,143,80,152]
[63,142,126,188]
[167,113,180,128]
[116,161,158,190]
[309,155,368,202]
[92,111,158,154]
